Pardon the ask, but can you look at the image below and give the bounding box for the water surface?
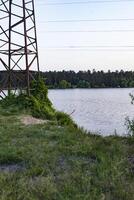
[48,88,134,136]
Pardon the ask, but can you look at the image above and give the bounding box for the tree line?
[1,69,134,89]
[43,70,134,89]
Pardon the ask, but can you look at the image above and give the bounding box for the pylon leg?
[0,0,40,97]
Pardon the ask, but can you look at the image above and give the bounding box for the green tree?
[129,80,134,87]
[77,80,91,88]
[59,80,71,89]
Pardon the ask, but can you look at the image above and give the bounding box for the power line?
[39,0,134,5]
[38,1,134,54]
[41,46,134,52]
[42,48,134,52]
[43,30,134,33]
[40,18,134,23]
[43,45,134,48]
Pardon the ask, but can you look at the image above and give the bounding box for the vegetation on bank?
[0,79,76,127]
[125,93,134,137]
[0,79,133,199]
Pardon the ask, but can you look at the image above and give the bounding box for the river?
[48,88,134,136]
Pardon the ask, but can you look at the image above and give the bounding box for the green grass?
[0,106,133,200]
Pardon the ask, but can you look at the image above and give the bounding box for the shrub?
[125,116,134,136]
[0,79,78,128]
[30,95,55,120]
[0,79,55,120]
[125,93,134,136]
[30,79,52,106]
[56,111,77,127]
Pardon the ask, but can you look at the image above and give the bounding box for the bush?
[30,95,55,120]
[125,93,134,136]
[30,79,52,106]
[56,111,77,127]
[125,117,134,136]
[0,79,55,120]
[0,79,78,128]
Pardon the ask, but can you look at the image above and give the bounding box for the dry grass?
[19,115,48,125]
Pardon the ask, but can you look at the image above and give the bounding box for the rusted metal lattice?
[0,0,40,97]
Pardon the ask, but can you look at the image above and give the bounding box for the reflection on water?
[48,88,134,136]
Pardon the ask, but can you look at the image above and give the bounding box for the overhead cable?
[43,45,134,48]
[40,18,134,23]
[38,0,134,5]
[42,48,134,52]
[43,30,134,33]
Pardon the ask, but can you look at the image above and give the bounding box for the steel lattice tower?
[0,0,40,97]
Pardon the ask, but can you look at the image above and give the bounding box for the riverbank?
[0,105,133,200]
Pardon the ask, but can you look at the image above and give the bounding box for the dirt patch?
[20,115,48,125]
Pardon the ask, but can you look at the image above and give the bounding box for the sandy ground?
[20,115,47,125]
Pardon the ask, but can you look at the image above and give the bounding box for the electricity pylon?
[0,0,40,97]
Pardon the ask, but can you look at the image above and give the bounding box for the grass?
[0,106,133,200]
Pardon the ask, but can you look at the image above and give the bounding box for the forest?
[1,70,134,89]
[44,70,134,89]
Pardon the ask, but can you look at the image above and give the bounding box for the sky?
[2,0,134,72]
